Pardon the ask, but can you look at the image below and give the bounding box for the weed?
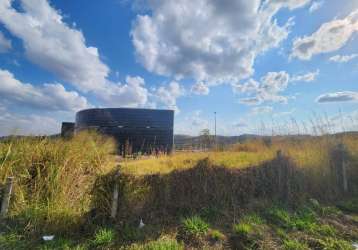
[0,231,29,250]
[181,216,209,237]
[316,237,354,250]
[178,216,209,247]
[39,238,88,250]
[233,222,253,237]
[92,228,116,247]
[337,199,358,214]
[232,214,265,249]
[121,224,142,243]
[126,237,184,250]
[200,206,221,222]
[283,239,309,250]
[265,207,293,229]
[208,229,225,242]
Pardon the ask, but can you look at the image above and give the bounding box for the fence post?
[1,177,14,217]
[338,144,348,193]
[335,143,348,193]
[110,168,121,219]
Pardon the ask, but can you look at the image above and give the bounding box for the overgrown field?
[1,132,358,249]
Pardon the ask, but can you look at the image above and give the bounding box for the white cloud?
[98,76,148,108]
[0,112,59,136]
[329,54,358,63]
[316,91,358,103]
[0,69,90,111]
[154,81,183,112]
[191,82,209,95]
[0,0,109,92]
[250,106,273,115]
[309,1,324,13]
[0,31,11,53]
[292,10,358,60]
[175,110,210,135]
[0,0,157,109]
[236,70,319,105]
[291,69,319,82]
[132,0,310,85]
[238,71,290,105]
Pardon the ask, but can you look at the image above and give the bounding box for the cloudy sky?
[0,0,357,136]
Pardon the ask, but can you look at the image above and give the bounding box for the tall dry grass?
[0,131,116,234]
[1,130,357,236]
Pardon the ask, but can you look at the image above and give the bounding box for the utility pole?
[214,112,217,150]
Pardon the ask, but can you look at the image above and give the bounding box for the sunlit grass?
[121,150,276,175]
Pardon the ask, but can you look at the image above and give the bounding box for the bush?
[283,239,309,250]
[232,214,266,249]
[178,216,209,247]
[265,207,293,229]
[127,237,184,250]
[0,132,116,234]
[316,237,354,250]
[92,228,116,247]
[208,229,225,242]
[180,216,209,237]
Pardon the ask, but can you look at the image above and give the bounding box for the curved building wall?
[75,108,174,154]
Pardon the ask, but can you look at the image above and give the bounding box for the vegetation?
[1,132,358,249]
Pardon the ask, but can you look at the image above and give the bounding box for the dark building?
[75,108,174,154]
[61,122,75,138]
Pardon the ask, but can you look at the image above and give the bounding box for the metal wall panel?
[75,108,174,154]
[61,122,75,138]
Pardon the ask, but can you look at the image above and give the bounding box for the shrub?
[0,132,116,234]
[283,239,309,250]
[233,222,253,237]
[265,207,293,229]
[316,237,354,250]
[208,229,225,242]
[232,214,266,249]
[337,199,358,213]
[92,228,116,247]
[178,216,209,247]
[127,237,184,250]
[181,216,209,237]
[120,224,143,243]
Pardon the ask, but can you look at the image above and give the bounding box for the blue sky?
[0,0,357,136]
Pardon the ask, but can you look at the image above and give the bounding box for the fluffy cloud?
[0,112,59,136]
[0,69,90,111]
[292,10,358,60]
[98,76,148,108]
[191,82,210,95]
[329,54,358,63]
[309,1,324,13]
[175,110,210,135]
[291,70,319,82]
[132,0,310,85]
[154,81,183,112]
[251,106,274,115]
[0,0,109,92]
[237,70,319,105]
[0,31,11,53]
[0,0,155,109]
[316,91,358,103]
[237,71,289,105]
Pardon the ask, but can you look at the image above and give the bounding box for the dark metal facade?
[75,108,174,154]
[61,122,75,138]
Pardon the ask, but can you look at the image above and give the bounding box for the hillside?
[1,132,358,249]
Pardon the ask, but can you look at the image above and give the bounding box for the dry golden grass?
[0,131,117,233]
[121,150,276,176]
[1,131,358,236]
[121,134,358,177]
